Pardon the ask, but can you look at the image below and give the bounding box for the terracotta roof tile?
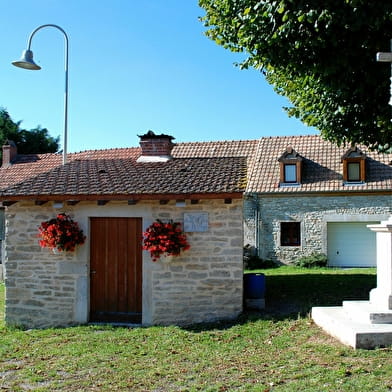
[1,135,390,200]
[0,144,248,199]
[247,135,392,194]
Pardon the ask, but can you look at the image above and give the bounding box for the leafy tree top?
[0,108,59,160]
[199,0,392,151]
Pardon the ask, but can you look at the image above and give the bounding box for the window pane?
[348,162,360,181]
[284,164,297,182]
[281,222,301,246]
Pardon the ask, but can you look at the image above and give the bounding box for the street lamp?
[12,24,69,164]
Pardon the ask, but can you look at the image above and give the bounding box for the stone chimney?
[136,130,175,163]
[2,140,17,167]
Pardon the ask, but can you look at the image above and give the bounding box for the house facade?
[244,135,392,267]
[0,133,254,328]
[1,132,391,328]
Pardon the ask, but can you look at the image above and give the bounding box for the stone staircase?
[312,217,392,349]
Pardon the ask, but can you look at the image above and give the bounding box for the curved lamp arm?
[12,24,69,164]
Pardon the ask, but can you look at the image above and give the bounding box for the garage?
[327,222,378,267]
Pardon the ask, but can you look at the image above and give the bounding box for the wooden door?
[90,217,142,323]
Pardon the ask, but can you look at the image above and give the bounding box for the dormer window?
[278,147,302,185]
[342,147,366,183]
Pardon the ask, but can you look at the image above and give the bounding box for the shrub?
[243,245,277,270]
[295,253,328,268]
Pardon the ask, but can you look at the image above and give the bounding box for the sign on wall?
[183,212,208,232]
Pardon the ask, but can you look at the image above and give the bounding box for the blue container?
[244,273,266,299]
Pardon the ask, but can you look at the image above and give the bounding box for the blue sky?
[1,1,317,153]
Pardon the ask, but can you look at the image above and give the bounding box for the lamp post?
[12,24,69,164]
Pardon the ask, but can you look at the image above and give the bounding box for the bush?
[243,245,277,270]
[295,253,328,268]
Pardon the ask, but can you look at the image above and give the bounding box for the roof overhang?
[0,191,244,206]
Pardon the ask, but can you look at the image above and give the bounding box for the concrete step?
[343,300,392,324]
[312,306,392,349]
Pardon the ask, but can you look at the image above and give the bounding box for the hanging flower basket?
[38,213,86,252]
[142,219,190,262]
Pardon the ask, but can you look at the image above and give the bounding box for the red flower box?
[142,219,190,261]
[38,213,86,252]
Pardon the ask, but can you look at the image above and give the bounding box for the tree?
[199,0,392,151]
[0,108,20,143]
[17,127,59,155]
[0,108,59,159]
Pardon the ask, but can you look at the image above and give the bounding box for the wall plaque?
[183,212,208,232]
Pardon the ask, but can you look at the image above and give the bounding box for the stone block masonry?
[4,199,244,328]
[244,193,392,264]
[149,200,244,326]
[4,205,87,328]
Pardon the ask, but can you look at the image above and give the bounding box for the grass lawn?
[1,268,391,391]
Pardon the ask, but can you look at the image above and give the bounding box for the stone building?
[0,132,255,328]
[1,132,391,328]
[244,135,392,267]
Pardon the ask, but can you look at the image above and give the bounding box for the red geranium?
[38,213,86,252]
[142,219,190,261]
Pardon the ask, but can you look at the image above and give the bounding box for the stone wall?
[244,193,392,264]
[149,200,243,325]
[4,199,243,328]
[4,205,88,328]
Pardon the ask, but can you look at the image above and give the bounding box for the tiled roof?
[0,157,247,198]
[173,140,258,159]
[0,141,253,200]
[247,135,392,194]
[1,134,390,200]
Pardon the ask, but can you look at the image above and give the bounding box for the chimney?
[136,130,175,163]
[2,140,17,167]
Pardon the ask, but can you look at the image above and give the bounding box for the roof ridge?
[70,146,140,155]
[31,140,259,157]
[260,134,320,141]
[174,139,259,145]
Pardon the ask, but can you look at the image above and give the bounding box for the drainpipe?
[253,194,260,257]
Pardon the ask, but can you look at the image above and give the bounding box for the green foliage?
[295,253,328,268]
[16,127,59,155]
[199,0,392,151]
[244,254,277,270]
[0,108,19,143]
[243,244,277,269]
[0,108,59,159]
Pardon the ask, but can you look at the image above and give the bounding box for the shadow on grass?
[185,272,377,332]
[263,273,376,318]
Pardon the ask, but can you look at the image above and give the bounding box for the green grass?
[1,268,391,391]
[252,266,377,317]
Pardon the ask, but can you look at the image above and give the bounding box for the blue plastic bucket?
[244,273,266,299]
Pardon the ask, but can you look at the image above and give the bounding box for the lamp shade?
[12,49,41,70]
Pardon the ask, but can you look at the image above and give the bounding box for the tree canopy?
[0,108,59,159]
[199,0,392,151]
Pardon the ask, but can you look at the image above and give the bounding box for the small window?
[342,147,366,183]
[278,147,302,185]
[347,162,360,182]
[284,164,297,183]
[281,222,301,246]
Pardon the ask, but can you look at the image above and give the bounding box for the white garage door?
[327,222,378,267]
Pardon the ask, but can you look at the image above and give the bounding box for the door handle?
[90,270,96,274]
